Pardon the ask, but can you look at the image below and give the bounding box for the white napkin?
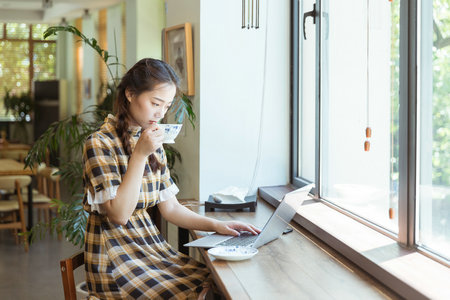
[212,186,248,203]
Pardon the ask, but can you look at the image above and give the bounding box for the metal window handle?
[303,3,316,40]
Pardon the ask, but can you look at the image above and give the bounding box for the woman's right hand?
[134,124,164,158]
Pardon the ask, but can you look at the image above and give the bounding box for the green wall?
[126,0,166,68]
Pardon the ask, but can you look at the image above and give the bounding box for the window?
[293,0,449,263]
[296,0,316,183]
[417,0,450,260]
[0,23,56,117]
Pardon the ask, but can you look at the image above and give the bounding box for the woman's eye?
[152,103,159,107]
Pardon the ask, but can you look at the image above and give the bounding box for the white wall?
[81,11,99,109]
[126,0,166,68]
[165,0,201,200]
[199,0,290,201]
[166,0,290,201]
[107,3,126,80]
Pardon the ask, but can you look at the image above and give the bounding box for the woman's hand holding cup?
[135,123,163,158]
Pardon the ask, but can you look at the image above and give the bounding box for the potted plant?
[3,89,33,143]
[24,25,196,247]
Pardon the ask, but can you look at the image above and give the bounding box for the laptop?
[184,184,313,249]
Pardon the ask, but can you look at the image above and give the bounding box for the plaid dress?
[82,115,210,299]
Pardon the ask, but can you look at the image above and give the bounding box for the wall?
[56,28,77,117]
[166,0,291,201]
[107,3,126,80]
[165,0,201,200]
[54,0,290,203]
[198,0,290,201]
[81,11,99,110]
[126,0,166,68]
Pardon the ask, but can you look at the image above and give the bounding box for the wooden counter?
[185,200,400,299]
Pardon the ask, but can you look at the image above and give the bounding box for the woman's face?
[126,83,176,130]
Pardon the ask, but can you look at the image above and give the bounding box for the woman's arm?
[100,124,163,225]
[158,197,261,236]
[99,151,147,225]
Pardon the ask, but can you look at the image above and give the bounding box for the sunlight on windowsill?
[259,185,450,300]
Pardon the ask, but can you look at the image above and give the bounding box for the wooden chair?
[0,149,29,162]
[60,251,85,300]
[11,165,60,225]
[35,166,61,224]
[0,176,31,251]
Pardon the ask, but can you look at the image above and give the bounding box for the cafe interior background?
[0,0,449,299]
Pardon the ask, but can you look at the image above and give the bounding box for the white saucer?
[207,246,258,261]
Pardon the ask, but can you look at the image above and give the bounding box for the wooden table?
[184,199,399,299]
[0,143,31,151]
[0,158,35,230]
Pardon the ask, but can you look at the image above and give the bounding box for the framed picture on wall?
[163,23,195,96]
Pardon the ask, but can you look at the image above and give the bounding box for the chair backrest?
[37,166,60,199]
[0,178,29,252]
[0,175,31,190]
[60,251,84,300]
[0,149,29,162]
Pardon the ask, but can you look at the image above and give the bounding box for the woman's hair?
[114,58,179,173]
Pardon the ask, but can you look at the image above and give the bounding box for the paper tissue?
[211,186,248,203]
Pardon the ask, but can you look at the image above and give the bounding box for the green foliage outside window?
[390,1,450,188]
[432,0,450,186]
[0,23,56,117]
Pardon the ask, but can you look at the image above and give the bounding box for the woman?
[82,58,260,299]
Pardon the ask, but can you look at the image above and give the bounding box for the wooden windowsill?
[258,185,450,300]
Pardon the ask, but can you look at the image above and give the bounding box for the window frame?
[0,23,56,93]
[291,0,448,265]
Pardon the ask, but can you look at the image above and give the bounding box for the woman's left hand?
[214,220,261,236]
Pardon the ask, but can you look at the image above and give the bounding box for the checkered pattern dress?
[82,115,210,299]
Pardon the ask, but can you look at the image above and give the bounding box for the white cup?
[158,124,183,143]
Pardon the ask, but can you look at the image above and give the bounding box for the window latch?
[303,3,316,40]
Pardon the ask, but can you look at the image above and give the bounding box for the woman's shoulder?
[85,122,119,149]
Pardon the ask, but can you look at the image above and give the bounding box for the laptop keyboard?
[217,233,258,247]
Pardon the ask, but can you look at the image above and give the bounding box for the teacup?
[158,124,183,143]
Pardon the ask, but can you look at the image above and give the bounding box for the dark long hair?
[114,58,179,173]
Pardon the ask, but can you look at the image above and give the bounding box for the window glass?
[6,23,29,39]
[320,0,400,233]
[0,24,56,117]
[298,0,316,182]
[0,23,4,38]
[32,24,56,40]
[33,42,56,80]
[417,0,450,260]
[0,41,30,116]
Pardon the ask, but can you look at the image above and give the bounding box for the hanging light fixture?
[83,9,91,20]
[42,0,53,9]
[242,0,260,29]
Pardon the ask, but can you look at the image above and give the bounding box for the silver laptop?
[184,184,313,249]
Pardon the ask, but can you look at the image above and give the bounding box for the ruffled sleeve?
[83,133,122,213]
[158,148,179,202]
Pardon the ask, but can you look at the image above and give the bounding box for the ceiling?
[0,0,122,24]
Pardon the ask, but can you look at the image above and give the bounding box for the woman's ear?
[125,89,133,102]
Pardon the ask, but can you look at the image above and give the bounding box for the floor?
[0,211,183,300]
[0,219,84,299]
